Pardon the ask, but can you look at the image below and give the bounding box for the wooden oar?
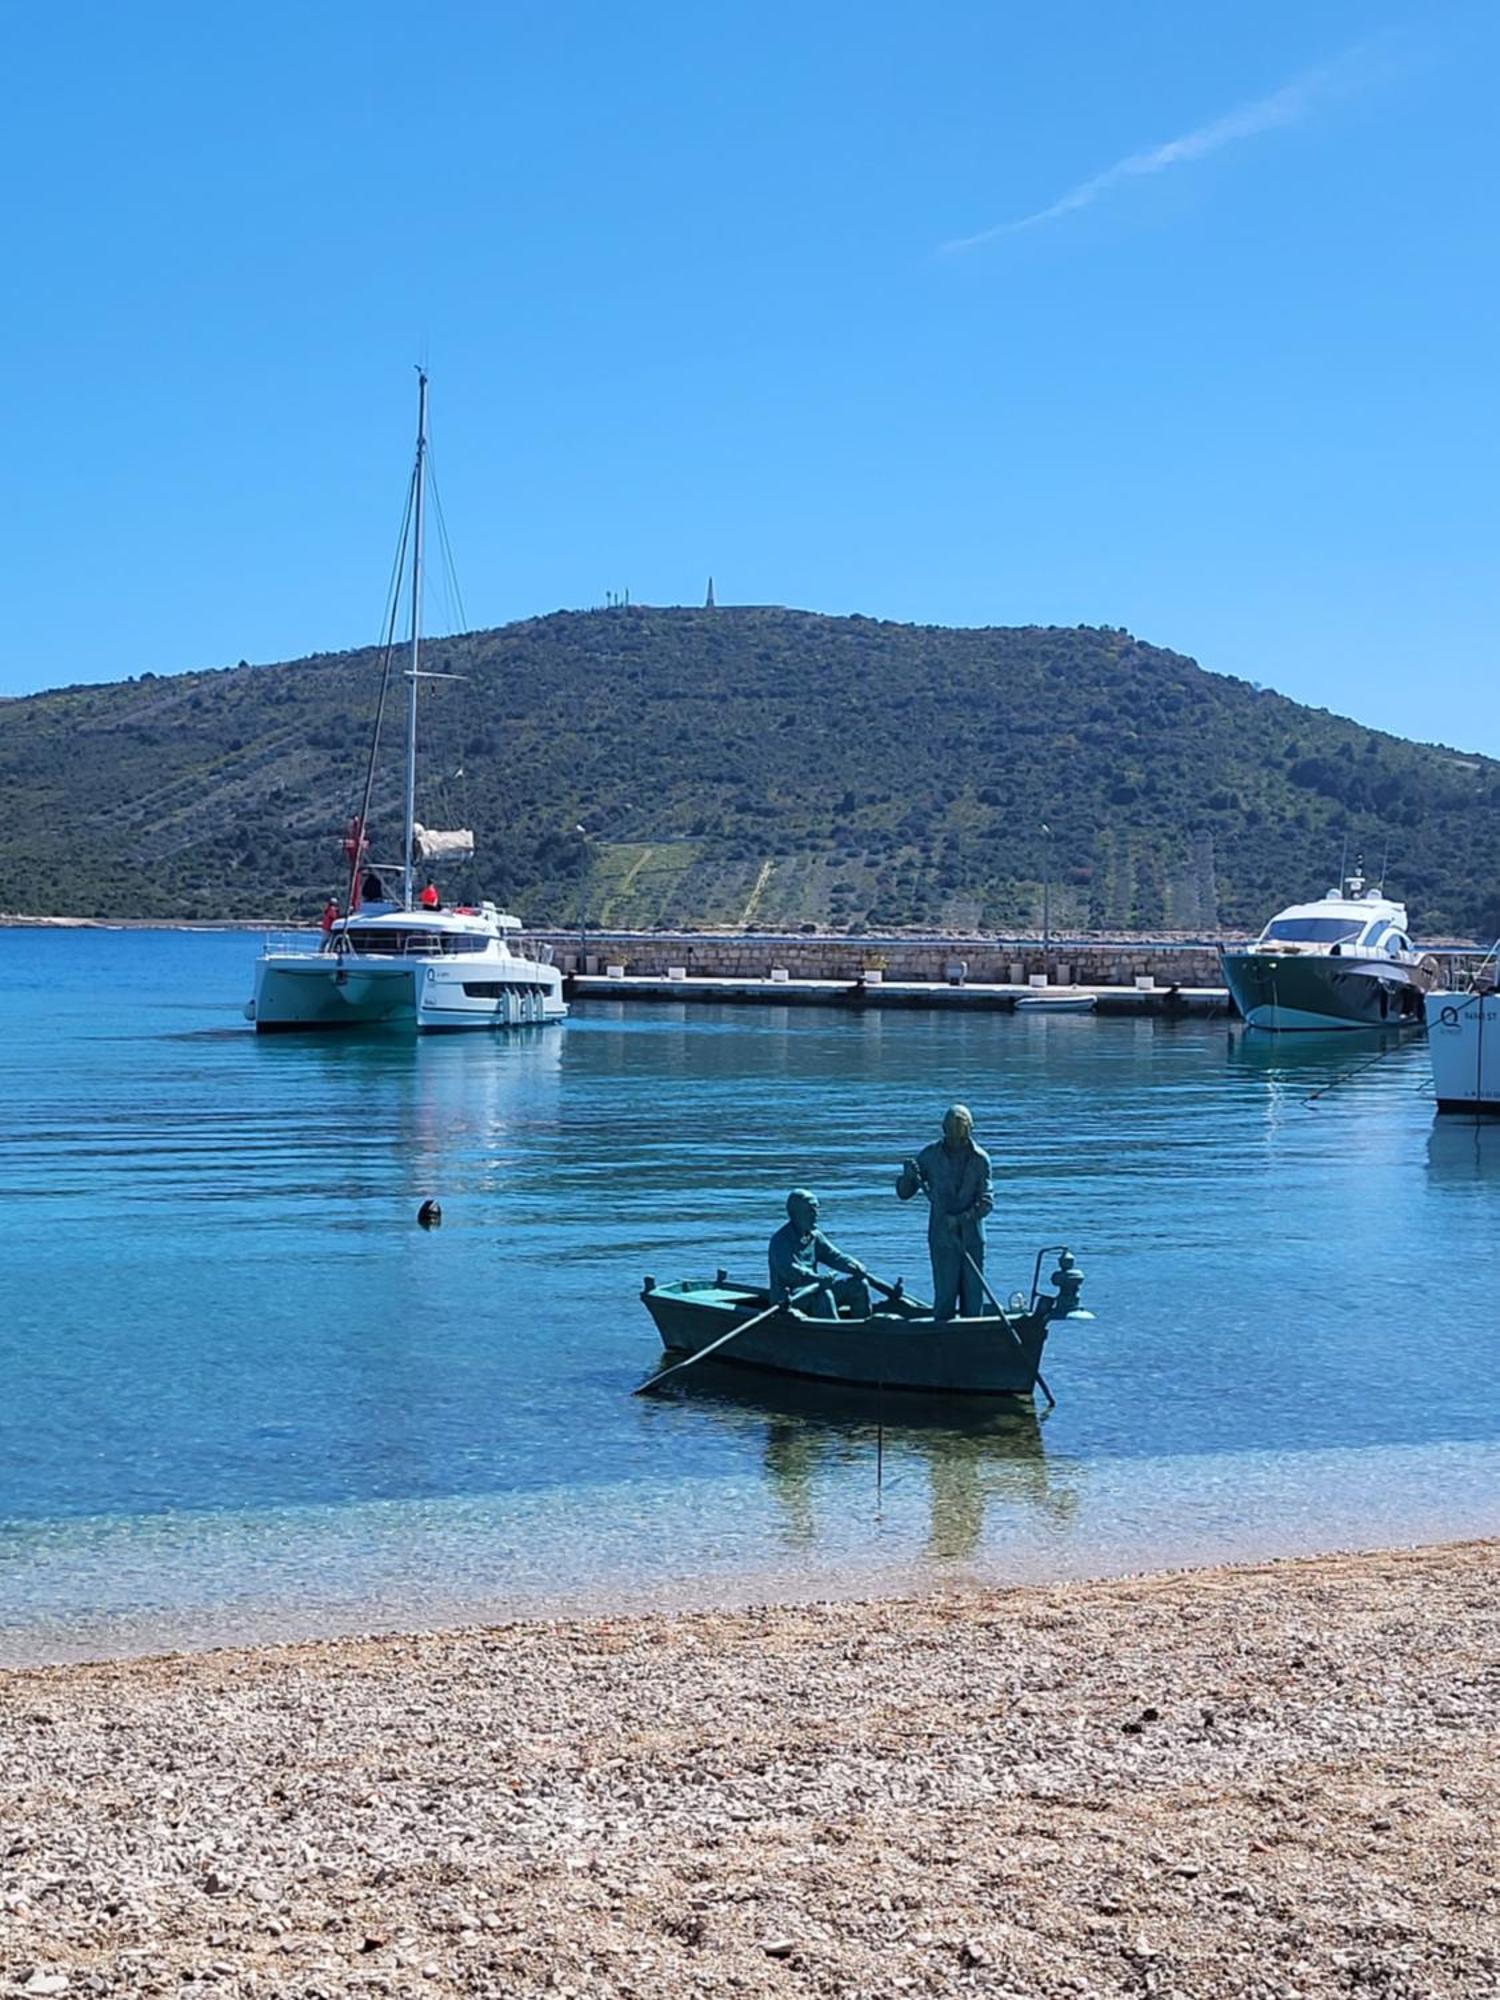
[963,1248,1055,1409]
[634,1280,823,1396]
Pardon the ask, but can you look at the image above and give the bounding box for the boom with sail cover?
[411,823,475,864]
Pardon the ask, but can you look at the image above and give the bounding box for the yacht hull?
[1426,989,1500,1114]
[250,952,566,1033]
[1221,951,1431,1032]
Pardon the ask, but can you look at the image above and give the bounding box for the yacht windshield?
[1261,918,1365,945]
[341,928,491,956]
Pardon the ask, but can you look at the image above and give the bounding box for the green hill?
[2,606,1497,938]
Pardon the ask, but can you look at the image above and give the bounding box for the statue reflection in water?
[686,1367,1077,1560]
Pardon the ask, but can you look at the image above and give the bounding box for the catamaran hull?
[250,956,566,1033]
[1426,989,1500,1114]
[1221,951,1432,1032]
[251,959,417,1029]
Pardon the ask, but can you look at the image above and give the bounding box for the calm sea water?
[3,927,1498,1662]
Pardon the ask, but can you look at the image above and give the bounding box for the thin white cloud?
[940,42,1392,254]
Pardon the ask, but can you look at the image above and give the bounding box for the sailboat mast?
[402,370,429,913]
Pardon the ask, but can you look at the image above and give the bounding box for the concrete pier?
[539,927,1484,1021]
[567,970,1229,1015]
[536,926,1237,990]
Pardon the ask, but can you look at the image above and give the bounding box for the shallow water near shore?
[3,927,1499,1662]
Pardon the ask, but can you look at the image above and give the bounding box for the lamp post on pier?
[1040,822,1053,979]
[574,824,589,972]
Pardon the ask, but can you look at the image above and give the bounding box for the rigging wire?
[414,445,481,904]
[344,467,417,912]
[424,446,468,637]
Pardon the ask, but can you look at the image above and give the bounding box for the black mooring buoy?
[417,1200,442,1229]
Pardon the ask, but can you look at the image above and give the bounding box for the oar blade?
[633,1280,820,1396]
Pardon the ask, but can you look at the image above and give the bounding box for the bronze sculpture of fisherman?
[896,1103,994,1319]
[768,1189,872,1320]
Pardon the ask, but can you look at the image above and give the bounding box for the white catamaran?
[248,375,567,1034]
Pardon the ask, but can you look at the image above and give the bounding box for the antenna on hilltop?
[705,575,716,609]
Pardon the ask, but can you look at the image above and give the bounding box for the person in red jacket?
[419,881,440,909]
[319,896,339,935]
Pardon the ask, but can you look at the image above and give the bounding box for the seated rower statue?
[768,1189,872,1321]
[896,1102,994,1320]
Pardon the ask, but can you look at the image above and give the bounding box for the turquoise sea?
[3,927,1499,1663]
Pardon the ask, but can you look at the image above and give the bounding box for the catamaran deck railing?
[259,930,554,964]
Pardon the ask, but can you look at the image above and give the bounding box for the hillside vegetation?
[2,606,1497,937]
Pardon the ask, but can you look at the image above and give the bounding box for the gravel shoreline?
[2,1540,1496,1998]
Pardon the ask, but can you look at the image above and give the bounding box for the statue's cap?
[943,1103,974,1135]
[787,1187,818,1216]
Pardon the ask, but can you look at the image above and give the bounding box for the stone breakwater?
[537,930,1241,986]
[1,1541,1496,1998]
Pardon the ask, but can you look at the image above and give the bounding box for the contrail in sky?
[940,42,1393,254]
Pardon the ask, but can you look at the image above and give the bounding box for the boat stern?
[251,951,419,1031]
[1426,987,1500,1113]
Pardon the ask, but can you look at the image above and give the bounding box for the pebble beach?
[1,1540,1496,1999]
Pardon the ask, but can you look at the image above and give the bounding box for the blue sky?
[2,1,1496,753]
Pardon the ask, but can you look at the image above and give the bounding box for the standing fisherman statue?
[896,1104,994,1319]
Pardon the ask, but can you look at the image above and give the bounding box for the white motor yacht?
[1220,872,1436,1031]
[248,374,567,1035]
